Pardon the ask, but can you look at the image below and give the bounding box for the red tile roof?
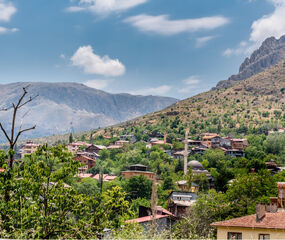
[211,212,285,230]
[74,155,95,162]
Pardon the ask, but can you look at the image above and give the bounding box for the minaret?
[184,128,189,175]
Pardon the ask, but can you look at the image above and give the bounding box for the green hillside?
[113,60,285,138]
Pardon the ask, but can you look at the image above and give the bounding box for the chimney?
[256,204,266,222]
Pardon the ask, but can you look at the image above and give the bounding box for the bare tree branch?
[0,122,11,143]
[18,94,39,109]
[0,85,38,169]
[14,125,36,145]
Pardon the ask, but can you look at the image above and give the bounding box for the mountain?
[119,60,285,135]
[216,35,285,89]
[0,82,177,140]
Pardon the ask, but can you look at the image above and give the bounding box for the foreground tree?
[0,85,38,168]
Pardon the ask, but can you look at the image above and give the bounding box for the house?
[121,164,155,181]
[211,206,285,240]
[20,141,40,158]
[230,138,249,150]
[85,144,106,154]
[66,142,91,154]
[176,180,199,192]
[226,149,245,157]
[172,150,185,160]
[191,147,207,155]
[76,151,100,160]
[107,145,123,150]
[73,155,95,171]
[186,140,202,147]
[115,140,130,146]
[77,173,93,179]
[167,191,198,217]
[220,137,232,149]
[211,182,285,240]
[126,206,176,234]
[149,138,165,146]
[120,134,136,143]
[265,160,281,175]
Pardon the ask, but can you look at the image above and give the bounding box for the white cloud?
[128,85,172,96]
[124,14,229,36]
[60,54,66,59]
[66,0,147,15]
[0,0,17,22]
[195,35,216,48]
[223,0,285,56]
[0,26,18,34]
[178,76,200,93]
[71,45,126,77]
[84,79,112,89]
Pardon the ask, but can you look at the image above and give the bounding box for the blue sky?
[0,0,284,99]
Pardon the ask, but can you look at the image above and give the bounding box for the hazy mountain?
[216,35,285,89]
[0,82,177,140]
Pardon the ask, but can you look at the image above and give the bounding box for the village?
[15,129,285,239]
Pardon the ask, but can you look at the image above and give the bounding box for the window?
[227,232,242,240]
[259,234,270,240]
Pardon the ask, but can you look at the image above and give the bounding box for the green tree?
[124,175,152,200]
[69,132,74,143]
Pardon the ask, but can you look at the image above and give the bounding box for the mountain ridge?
[0,82,178,141]
[216,35,285,89]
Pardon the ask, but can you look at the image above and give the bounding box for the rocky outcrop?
[216,35,285,89]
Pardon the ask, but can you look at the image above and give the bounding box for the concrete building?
[211,182,285,240]
[21,141,40,158]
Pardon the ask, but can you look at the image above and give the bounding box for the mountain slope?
[0,82,177,140]
[121,60,285,135]
[216,35,285,89]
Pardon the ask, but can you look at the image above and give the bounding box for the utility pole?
[184,128,189,175]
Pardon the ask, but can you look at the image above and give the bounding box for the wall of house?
[217,227,285,240]
[121,171,155,180]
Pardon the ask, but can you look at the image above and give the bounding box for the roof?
[211,212,285,230]
[93,174,117,182]
[107,145,122,149]
[67,142,91,147]
[78,173,93,178]
[130,164,147,168]
[203,135,220,140]
[126,214,169,224]
[74,155,95,161]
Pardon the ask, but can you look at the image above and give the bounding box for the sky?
[0,0,284,99]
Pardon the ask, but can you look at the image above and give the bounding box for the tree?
[103,186,132,229]
[69,132,74,143]
[162,176,175,190]
[172,190,230,239]
[124,175,152,200]
[0,85,38,168]
[193,173,209,192]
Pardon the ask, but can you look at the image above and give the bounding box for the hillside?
[0,82,177,141]
[118,60,285,136]
[216,35,285,89]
